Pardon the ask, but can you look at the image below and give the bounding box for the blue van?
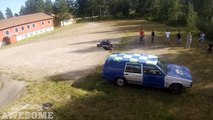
[103,53,192,93]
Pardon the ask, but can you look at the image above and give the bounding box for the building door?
[3,37,10,45]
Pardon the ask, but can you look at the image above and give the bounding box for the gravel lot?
[0,22,124,81]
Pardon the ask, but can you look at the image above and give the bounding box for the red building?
[0,12,54,47]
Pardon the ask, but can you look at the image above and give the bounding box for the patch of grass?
[72,66,103,91]
[2,64,212,120]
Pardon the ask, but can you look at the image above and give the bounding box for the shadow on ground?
[45,65,99,82]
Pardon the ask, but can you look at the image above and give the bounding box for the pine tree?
[5,7,13,18]
[67,0,78,14]
[76,0,89,16]
[14,13,19,17]
[24,0,45,14]
[186,2,197,29]
[0,10,5,19]
[54,0,70,20]
[19,5,26,15]
[149,0,161,20]
[45,0,53,14]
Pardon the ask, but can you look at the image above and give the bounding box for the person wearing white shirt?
[186,32,192,48]
[200,32,206,48]
[165,29,171,45]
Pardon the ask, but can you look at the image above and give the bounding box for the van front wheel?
[169,83,183,94]
[115,78,126,87]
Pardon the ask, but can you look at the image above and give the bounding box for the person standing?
[207,42,213,53]
[200,32,206,48]
[151,30,155,43]
[165,29,171,45]
[176,30,182,47]
[186,32,192,48]
[140,28,145,45]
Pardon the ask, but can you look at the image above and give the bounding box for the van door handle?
[125,73,129,75]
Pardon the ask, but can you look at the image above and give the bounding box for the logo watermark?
[1,103,54,119]
[1,112,53,119]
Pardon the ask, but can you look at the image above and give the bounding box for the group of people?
[139,28,212,53]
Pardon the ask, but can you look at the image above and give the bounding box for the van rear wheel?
[169,83,183,94]
[115,78,126,87]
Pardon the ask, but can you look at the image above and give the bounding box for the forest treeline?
[0,0,212,38]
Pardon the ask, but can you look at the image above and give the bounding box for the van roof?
[107,53,158,65]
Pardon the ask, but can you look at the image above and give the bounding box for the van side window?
[144,65,162,75]
[125,63,141,74]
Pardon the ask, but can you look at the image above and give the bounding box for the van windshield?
[157,59,167,74]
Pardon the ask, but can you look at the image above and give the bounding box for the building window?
[5,30,10,36]
[27,25,30,29]
[41,21,45,26]
[32,24,35,28]
[48,21,51,24]
[21,26,25,31]
[15,28,19,32]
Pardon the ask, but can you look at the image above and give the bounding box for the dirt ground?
[0,21,127,81]
[2,20,174,83]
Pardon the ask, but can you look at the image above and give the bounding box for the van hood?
[167,64,192,81]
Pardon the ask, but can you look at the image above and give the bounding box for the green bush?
[197,20,213,40]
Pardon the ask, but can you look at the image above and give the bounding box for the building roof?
[107,53,158,65]
[0,12,53,30]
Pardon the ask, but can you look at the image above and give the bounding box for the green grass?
[2,64,212,120]
[0,20,213,120]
